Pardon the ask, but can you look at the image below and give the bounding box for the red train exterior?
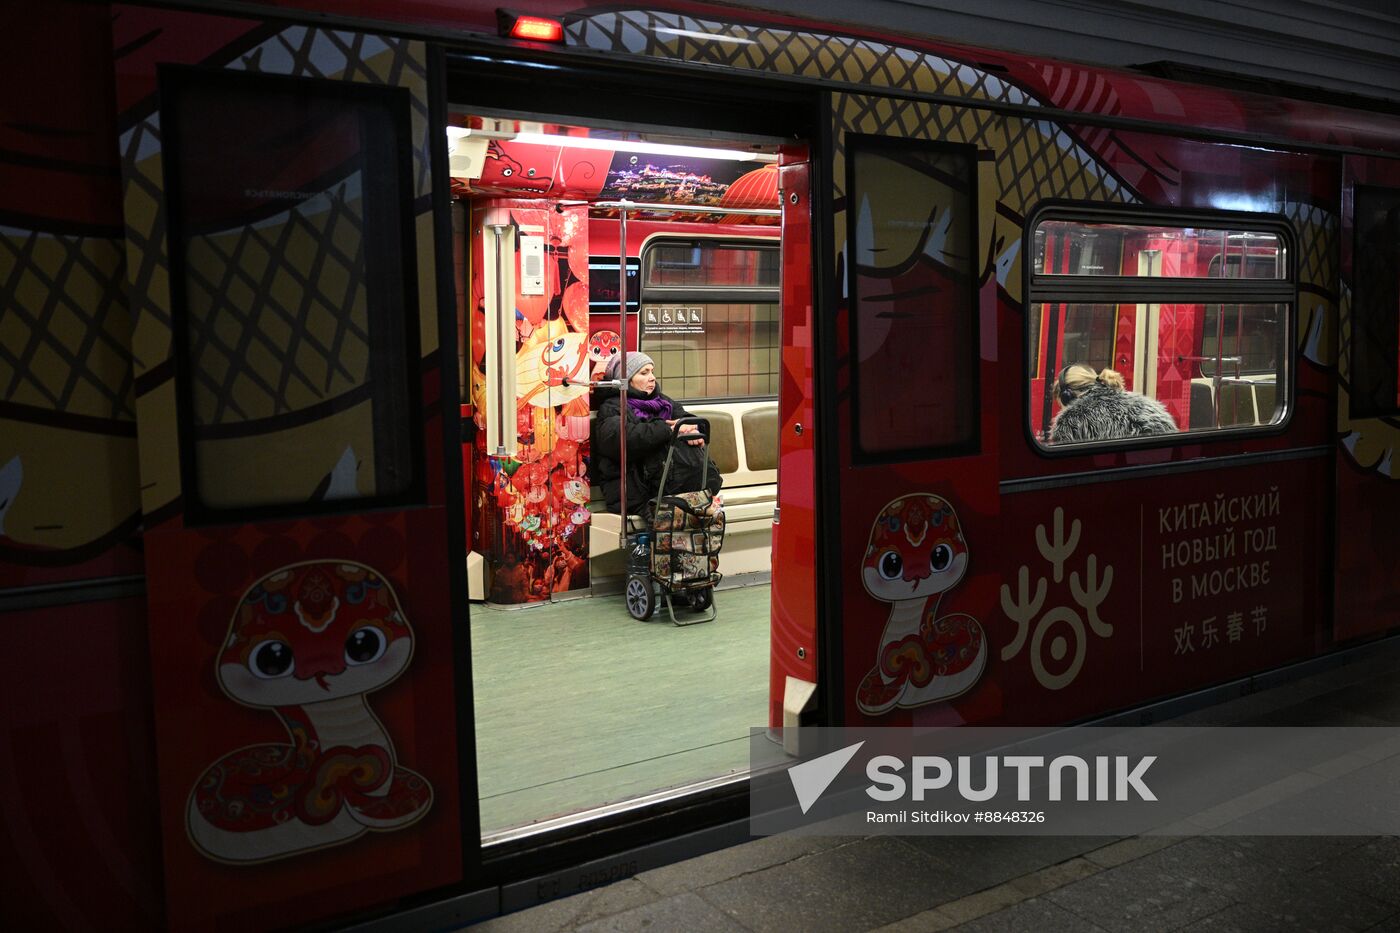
[4,1,1399,930]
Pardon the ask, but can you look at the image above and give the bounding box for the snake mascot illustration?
[587,330,622,382]
[856,494,987,716]
[187,561,432,863]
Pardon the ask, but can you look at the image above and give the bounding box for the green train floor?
[472,577,771,837]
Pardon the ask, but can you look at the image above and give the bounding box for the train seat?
[1188,376,1279,429]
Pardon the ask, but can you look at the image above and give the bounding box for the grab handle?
[668,416,709,444]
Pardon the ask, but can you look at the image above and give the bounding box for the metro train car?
[4,1,1399,930]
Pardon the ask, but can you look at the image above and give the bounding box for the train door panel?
[454,202,478,592]
[1335,155,1400,642]
[770,157,819,732]
[110,9,469,930]
[828,97,1002,726]
[825,94,1317,727]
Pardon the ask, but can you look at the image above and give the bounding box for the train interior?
[1029,220,1290,443]
[446,112,791,838]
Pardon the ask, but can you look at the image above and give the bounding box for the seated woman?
[1050,364,1179,443]
[593,352,721,515]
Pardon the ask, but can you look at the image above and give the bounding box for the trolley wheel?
[687,587,713,612]
[625,575,656,621]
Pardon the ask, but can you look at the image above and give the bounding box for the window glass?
[643,241,779,289]
[1029,212,1291,448]
[165,72,421,514]
[850,140,977,457]
[1200,304,1285,376]
[1350,186,1400,418]
[1062,304,1119,374]
[1034,221,1285,278]
[639,240,779,401]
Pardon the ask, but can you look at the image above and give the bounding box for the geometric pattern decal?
[184,180,371,426]
[1339,283,1354,385]
[563,9,1136,302]
[833,94,1136,304]
[833,96,1132,207]
[564,9,1334,333]
[1338,279,1400,479]
[1288,202,1338,298]
[1288,201,1338,368]
[116,26,433,515]
[120,113,174,378]
[0,227,135,421]
[564,9,1043,110]
[227,29,432,200]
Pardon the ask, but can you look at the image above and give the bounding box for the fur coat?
[1049,385,1178,444]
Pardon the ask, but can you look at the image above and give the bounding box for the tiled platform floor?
[465,637,1400,932]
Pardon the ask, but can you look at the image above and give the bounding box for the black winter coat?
[593,388,714,514]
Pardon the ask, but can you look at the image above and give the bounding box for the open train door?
[769,152,820,740]
[110,8,474,930]
[1334,155,1400,642]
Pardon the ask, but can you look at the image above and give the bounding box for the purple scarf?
[628,393,673,421]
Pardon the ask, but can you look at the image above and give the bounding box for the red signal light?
[499,12,565,44]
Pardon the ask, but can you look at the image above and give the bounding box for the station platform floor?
[461,636,1400,933]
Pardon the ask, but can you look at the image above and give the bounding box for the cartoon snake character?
[856,494,987,716]
[587,331,621,382]
[186,561,432,863]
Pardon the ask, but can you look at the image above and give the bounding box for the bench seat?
[1188,376,1279,429]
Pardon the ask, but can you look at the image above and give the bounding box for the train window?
[1034,221,1286,279]
[1350,186,1400,418]
[162,70,423,518]
[848,137,978,459]
[644,241,779,289]
[1028,211,1294,449]
[639,239,780,400]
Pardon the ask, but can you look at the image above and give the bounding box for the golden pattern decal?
[833,93,1134,304]
[563,9,1042,107]
[564,9,1340,360]
[116,28,436,516]
[0,226,140,554]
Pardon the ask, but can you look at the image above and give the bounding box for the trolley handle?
[668,416,709,444]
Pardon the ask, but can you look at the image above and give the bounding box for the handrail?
[486,223,516,458]
[617,205,629,548]
[554,198,781,218]
[552,198,780,544]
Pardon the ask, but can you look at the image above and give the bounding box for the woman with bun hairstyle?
[1049,363,1179,443]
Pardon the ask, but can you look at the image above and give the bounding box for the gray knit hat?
[606,351,655,384]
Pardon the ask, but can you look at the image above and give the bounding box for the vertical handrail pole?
[617,204,630,548]
[1213,231,1226,427]
[487,223,512,457]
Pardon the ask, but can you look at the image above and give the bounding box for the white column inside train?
[484,222,519,459]
[1138,249,1162,400]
